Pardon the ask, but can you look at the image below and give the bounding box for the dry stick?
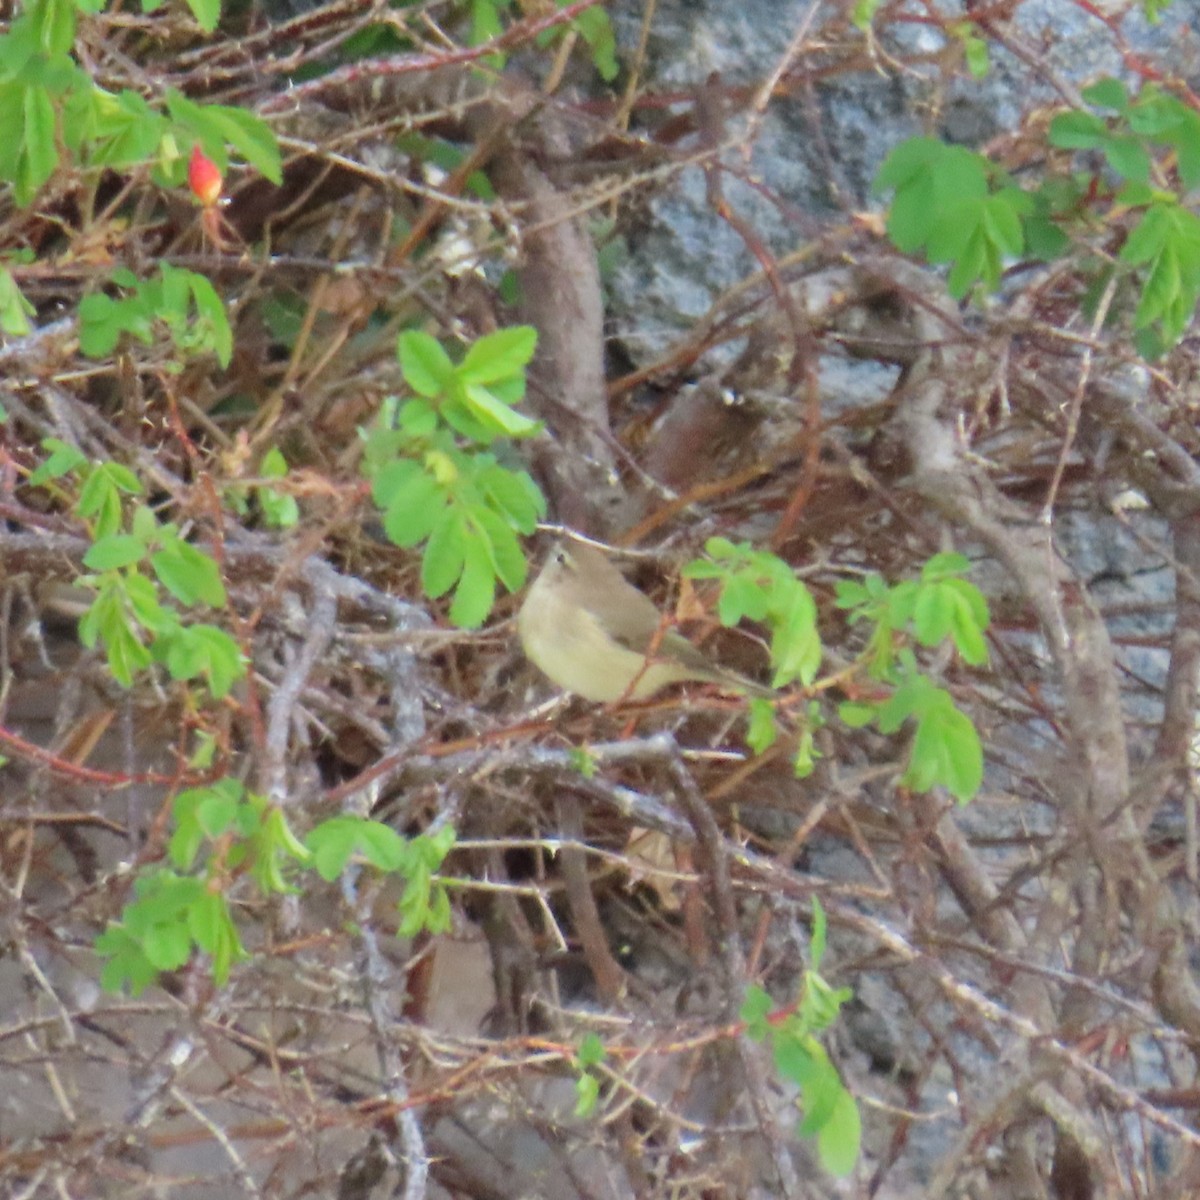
[341,868,430,1200]
[169,1086,261,1199]
[612,0,657,132]
[1155,514,1200,883]
[744,0,822,152]
[1039,272,1117,526]
[554,791,626,1004]
[272,728,1200,1160]
[260,0,605,113]
[888,334,1200,1183]
[261,564,337,807]
[250,187,373,449]
[665,748,803,1200]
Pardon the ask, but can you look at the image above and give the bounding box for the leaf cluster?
[29,441,246,696]
[79,264,233,368]
[363,326,547,628]
[836,553,988,803]
[1048,78,1200,353]
[572,1031,607,1118]
[875,74,1200,354]
[470,0,619,82]
[0,2,279,205]
[873,138,1031,297]
[685,537,822,689]
[99,778,456,994]
[742,899,860,1178]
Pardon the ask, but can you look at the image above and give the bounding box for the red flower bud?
[188,145,223,208]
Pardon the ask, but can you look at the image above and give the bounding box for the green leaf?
[1024,214,1070,260]
[875,140,989,252]
[84,534,146,570]
[398,330,455,397]
[912,583,957,646]
[422,507,467,598]
[0,267,34,335]
[573,1070,600,1118]
[123,572,171,632]
[140,915,193,971]
[773,1030,827,1094]
[196,626,245,698]
[922,551,970,578]
[740,984,773,1039]
[770,588,822,688]
[64,86,165,167]
[803,972,853,1031]
[947,587,989,665]
[166,92,280,185]
[250,805,312,895]
[163,91,228,167]
[377,463,447,548]
[1102,136,1150,184]
[78,289,156,358]
[577,1031,606,1069]
[458,325,537,384]
[27,439,86,484]
[199,102,281,183]
[191,893,246,984]
[397,866,435,936]
[153,623,246,697]
[851,0,883,28]
[461,382,540,437]
[97,925,159,995]
[886,579,919,627]
[399,398,438,438]
[1119,203,1200,345]
[1081,77,1129,112]
[477,463,545,533]
[151,539,227,607]
[470,0,505,46]
[257,450,300,528]
[307,816,407,880]
[833,579,870,611]
[838,701,877,728]
[260,448,286,479]
[946,226,995,296]
[196,787,242,838]
[574,4,619,82]
[1120,203,1171,265]
[27,0,77,55]
[305,818,358,880]
[170,780,243,868]
[962,32,988,79]
[6,82,59,204]
[983,190,1029,256]
[717,572,771,625]
[77,461,141,536]
[471,505,528,592]
[449,530,496,628]
[746,697,779,755]
[180,0,221,32]
[188,891,246,985]
[184,270,233,366]
[809,896,828,972]
[355,821,409,872]
[905,695,983,803]
[370,456,418,506]
[1048,111,1108,150]
[817,1089,862,1177]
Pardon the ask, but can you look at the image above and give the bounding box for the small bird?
[517,540,773,702]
